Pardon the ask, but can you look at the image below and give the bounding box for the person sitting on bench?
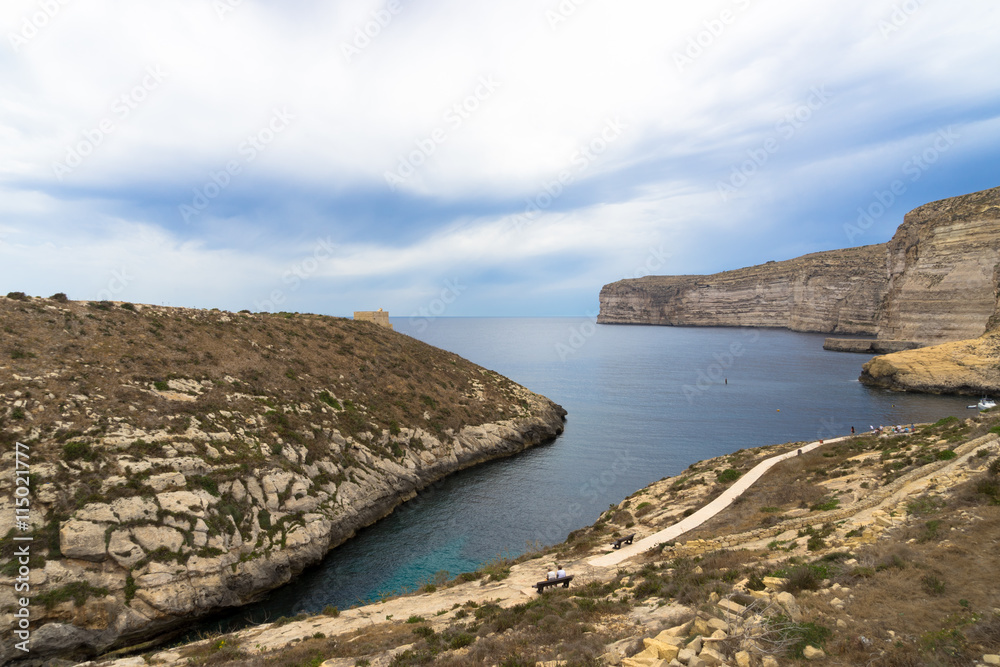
[556,566,566,578]
[546,568,557,580]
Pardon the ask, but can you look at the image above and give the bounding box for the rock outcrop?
[860,331,1000,394]
[600,186,1000,346]
[0,297,566,664]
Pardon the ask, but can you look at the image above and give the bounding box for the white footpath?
[588,436,848,568]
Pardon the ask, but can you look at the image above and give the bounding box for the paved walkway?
[588,436,848,568]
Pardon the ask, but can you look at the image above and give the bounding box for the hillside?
[86,411,1000,667]
[599,186,1000,347]
[0,294,566,664]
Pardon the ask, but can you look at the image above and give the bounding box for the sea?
[192,317,973,633]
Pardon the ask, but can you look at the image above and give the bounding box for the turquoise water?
[193,318,971,632]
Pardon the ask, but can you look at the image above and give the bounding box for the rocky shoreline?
[0,297,566,664]
[80,412,1000,666]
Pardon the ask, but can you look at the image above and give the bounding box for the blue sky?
[1,0,999,318]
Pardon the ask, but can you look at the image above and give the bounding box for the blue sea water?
[197,318,972,630]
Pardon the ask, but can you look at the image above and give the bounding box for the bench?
[535,575,573,593]
[611,533,635,549]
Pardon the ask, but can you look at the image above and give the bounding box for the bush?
[779,621,832,658]
[921,574,946,596]
[810,496,840,512]
[63,442,94,461]
[49,292,69,302]
[5,291,28,301]
[784,565,820,593]
[717,469,741,484]
[935,449,957,460]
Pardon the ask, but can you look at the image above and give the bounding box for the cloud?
[1,0,999,314]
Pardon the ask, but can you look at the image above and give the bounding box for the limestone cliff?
[879,186,1000,342]
[598,244,888,335]
[600,186,1000,345]
[0,296,566,663]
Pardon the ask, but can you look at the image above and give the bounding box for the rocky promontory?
[860,331,1000,395]
[598,244,888,335]
[600,186,1000,347]
[0,295,565,664]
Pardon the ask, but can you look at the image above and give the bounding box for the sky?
[1,0,999,319]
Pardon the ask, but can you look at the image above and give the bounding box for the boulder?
[111,496,158,523]
[59,521,108,562]
[642,638,680,661]
[735,651,752,667]
[775,591,802,622]
[132,526,185,553]
[677,648,696,664]
[76,503,118,523]
[803,645,826,660]
[107,530,145,569]
[148,472,186,492]
[698,648,727,666]
[157,490,209,514]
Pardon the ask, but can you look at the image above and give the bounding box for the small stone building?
[353,308,393,330]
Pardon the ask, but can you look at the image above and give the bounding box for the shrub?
[322,605,339,617]
[124,573,137,604]
[717,469,741,484]
[63,442,95,461]
[189,475,219,496]
[935,449,957,460]
[932,416,959,428]
[784,565,820,593]
[810,496,839,512]
[35,582,110,609]
[5,291,29,301]
[778,620,832,658]
[921,574,946,596]
[154,380,169,391]
[49,292,68,302]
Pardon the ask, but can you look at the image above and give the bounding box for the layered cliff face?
[598,244,889,335]
[600,186,1000,345]
[879,187,1000,342]
[0,297,566,663]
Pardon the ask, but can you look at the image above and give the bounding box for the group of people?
[546,565,567,580]
[870,424,915,435]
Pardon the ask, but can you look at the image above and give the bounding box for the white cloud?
[1,0,999,313]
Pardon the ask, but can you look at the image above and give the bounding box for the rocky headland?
[0,295,565,664]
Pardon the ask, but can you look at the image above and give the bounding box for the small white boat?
[978,397,996,411]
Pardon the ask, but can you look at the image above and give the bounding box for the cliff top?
[601,243,887,293]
